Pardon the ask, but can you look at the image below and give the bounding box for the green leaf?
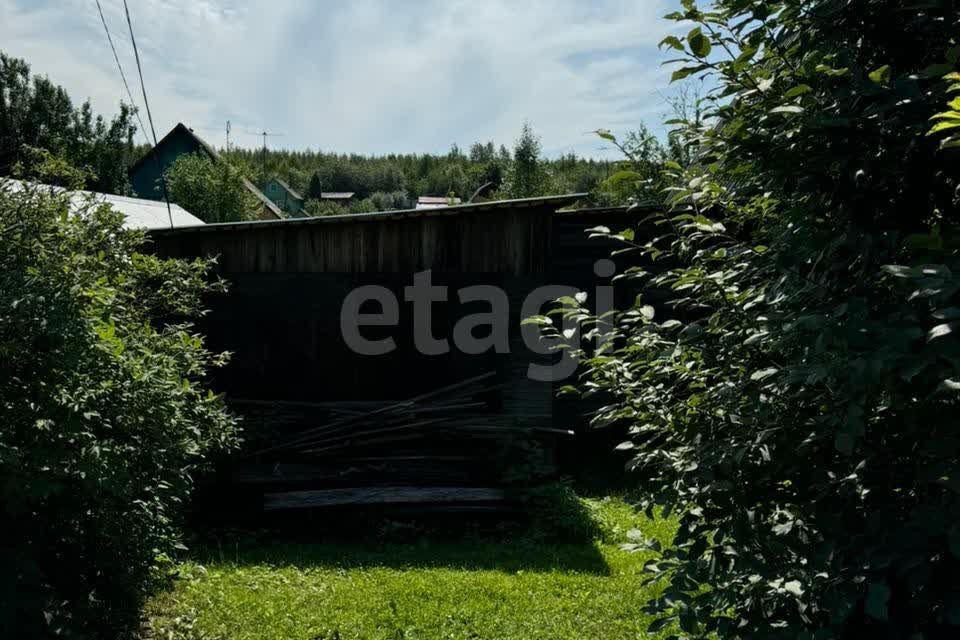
[671,65,706,82]
[594,129,616,143]
[928,322,956,341]
[647,617,672,633]
[784,84,812,98]
[929,120,960,135]
[733,46,757,72]
[605,170,643,187]
[687,27,712,57]
[770,105,804,115]
[868,64,891,85]
[659,35,684,51]
[750,368,778,381]
[816,64,849,77]
[937,379,960,394]
[520,315,552,326]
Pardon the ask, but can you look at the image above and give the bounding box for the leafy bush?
[303,198,347,217]
[0,180,237,637]
[165,153,258,223]
[542,1,960,637]
[367,190,412,211]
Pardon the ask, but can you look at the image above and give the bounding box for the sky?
[0,0,687,158]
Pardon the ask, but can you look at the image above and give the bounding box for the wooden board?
[264,486,506,511]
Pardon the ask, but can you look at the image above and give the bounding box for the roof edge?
[148,193,588,235]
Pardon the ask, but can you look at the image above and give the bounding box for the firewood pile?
[223,373,572,511]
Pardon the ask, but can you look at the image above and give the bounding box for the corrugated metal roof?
[320,192,354,199]
[418,196,462,205]
[2,179,204,229]
[148,193,587,235]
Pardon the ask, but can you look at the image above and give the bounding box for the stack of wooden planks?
[228,373,572,512]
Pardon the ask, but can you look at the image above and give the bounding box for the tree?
[593,125,667,205]
[165,153,258,223]
[503,122,549,198]
[0,180,237,637]
[540,1,960,637]
[307,171,324,200]
[0,52,136,194]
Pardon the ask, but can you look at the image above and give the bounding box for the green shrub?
[164,153,258,223]
[303,198,347,217]
[0,180,238,637]
[542,1,960,637]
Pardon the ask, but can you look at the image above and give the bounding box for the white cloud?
[1,0,682,157]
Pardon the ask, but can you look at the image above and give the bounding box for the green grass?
[145,496,676,640]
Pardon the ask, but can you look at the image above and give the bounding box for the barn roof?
[2,179,204,230]
[130,123,283,220]
[149,193,587,235]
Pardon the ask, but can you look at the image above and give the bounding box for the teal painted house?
[263,177,306,216]
[129,123,283,221]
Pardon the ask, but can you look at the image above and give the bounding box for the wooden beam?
[263,486,506,511]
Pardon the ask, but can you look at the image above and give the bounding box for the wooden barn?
[147,197,652,513]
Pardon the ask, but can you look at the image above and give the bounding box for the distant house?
[320,192,355,204]
[129,122,283,221]
[263,177,306,216]
[2,178,204,230]
[416,195,462,210]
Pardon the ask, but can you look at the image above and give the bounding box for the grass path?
[145,497,675,640]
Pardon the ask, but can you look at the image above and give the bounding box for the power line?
[93,0,149,145]
[121,0,174,229]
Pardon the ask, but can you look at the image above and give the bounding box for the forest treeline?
[1,49,679,218]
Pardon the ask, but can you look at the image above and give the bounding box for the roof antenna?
[246,130,284,183]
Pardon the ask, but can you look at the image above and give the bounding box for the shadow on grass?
[188,484,612,575]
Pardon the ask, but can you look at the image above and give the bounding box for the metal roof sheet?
[2,179,205,230]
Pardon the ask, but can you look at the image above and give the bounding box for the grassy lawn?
[145,496,675,640]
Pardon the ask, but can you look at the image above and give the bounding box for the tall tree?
[503,121,548,198]
[0,52,136,194]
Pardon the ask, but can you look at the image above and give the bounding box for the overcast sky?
[0,0,685,158]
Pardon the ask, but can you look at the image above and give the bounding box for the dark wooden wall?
[148,203,673,498]
[150,205,553,275]
[147,203,560,408]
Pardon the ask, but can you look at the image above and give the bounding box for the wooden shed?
[148,194,608,512]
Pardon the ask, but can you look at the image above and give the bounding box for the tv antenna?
[246,129,284,180]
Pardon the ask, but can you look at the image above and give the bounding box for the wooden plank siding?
[149,201,561,275]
